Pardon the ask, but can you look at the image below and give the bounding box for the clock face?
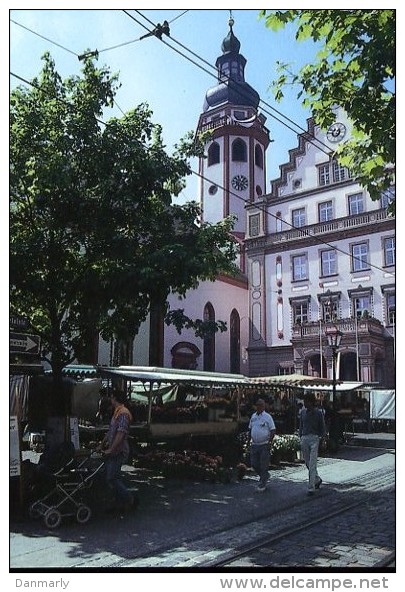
[327,122,346,143]
[232,174,248,191]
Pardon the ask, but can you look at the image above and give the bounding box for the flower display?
[270,434,301,464]
[136,449,243,483]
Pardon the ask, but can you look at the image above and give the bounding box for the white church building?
[99,19,395,388]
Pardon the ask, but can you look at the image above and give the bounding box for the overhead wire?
[10,17,129,115]
[131,10,336,159]
[10,69,394,278]
[10,12,395,276]
[129,9,396,200]
[122,10,395,275]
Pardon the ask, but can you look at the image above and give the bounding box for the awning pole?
[147,382,154,424]
[236,386,241,421]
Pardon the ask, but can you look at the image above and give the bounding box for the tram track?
[114,465,395,569]
[200,494,393,568]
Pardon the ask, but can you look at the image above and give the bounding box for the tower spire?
[229,10,234,29]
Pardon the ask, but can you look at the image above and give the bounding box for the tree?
[260,9,395,208]
[10,53,238,397]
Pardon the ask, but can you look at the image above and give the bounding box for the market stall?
[97,365,251,441]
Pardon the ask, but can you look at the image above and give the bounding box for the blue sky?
[8,7,330,203]
[8,4,399,206]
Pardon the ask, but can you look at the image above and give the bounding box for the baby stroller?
[28,444,105,529]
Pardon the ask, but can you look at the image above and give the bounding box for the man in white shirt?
[248,399,276,492]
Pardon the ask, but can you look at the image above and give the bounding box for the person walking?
[248,398,276,492]
[299,392,326,496]
[101,390,134,512]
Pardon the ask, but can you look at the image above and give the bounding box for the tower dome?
[203,19,259,112]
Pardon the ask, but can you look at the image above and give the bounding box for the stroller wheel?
[44,508,62,529]
[28,502,41,520]
[76,504,92,524]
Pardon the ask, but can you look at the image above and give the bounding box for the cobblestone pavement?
[225,490,395,569]
[10,445,395,571]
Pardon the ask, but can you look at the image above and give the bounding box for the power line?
[11,68,394,278]
[10,7,395,279]
[130,9,396,201]
[130,10,336,159]
[126,10,396,231]
[10,19,127,115]
[11,19,78,56]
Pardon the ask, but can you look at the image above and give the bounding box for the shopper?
[299,392,326,496]
[248,398,276,492]
[101,390,134,512]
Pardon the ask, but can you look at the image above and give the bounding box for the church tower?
[196,16,270,237]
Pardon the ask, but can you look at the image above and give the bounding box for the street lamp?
[326,325,343,405]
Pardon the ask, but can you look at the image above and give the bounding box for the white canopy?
[99,365,249,387]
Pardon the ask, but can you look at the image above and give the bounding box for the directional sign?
[10,332,41,355]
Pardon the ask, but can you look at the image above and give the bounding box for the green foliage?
[260,10,395,207]
[10,52,237,381]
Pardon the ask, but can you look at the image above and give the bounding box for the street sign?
[10,332,41,355]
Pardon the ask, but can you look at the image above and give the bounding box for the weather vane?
[229,10,234,28]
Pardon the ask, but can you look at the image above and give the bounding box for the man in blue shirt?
[299,392,326,496]
[248,399,276,492]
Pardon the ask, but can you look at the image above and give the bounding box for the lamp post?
[326,325,343,405]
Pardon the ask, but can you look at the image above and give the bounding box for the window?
[381,187,395,209]
[351,243,368,272]
[318,164,330,186]
[352,294,371,318]
[232,138,247,162]
[291,299,309,325]
[351,243,369,272]
[230,309,241,374]
[292,208,306,228]
[318,160,351,186]
[321,249,337,276]
[255,144,263,168]
[332,161,348,182]
[386,293,395,325]
[318,201,333,222]
[320,294,340,322]
[384,237,395,266]
[249,214,260,237]
[208,142,220,166]
[234,110,246,119]
[203,303,215,371]
[348,193,364,215]
[292,254,308,281]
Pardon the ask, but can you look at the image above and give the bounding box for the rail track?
[114,465,395,570]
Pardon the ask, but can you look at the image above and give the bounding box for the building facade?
[245,107,395,387]
[98,20,395,389]
[162,18,270,373]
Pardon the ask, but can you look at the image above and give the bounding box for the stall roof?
[248,374,337,388]
[98,365,249,387]
[308,381,376,392]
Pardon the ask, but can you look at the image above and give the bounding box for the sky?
[5,2,402,589]
[8,5,400,206]
[8,7,328,204]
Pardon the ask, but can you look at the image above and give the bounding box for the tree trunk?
[149,294,166,367]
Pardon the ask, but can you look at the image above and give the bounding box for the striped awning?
[99,365,249,388]
[248,374,337,388]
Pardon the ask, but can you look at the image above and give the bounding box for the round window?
[208,185,218,195]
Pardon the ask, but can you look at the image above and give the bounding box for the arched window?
[232,138,247,162]
[203,302,215,371]
[255,144,263,169]
[230,309,241,374]
[208,142,220,166]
